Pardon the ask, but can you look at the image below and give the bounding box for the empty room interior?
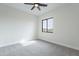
[0,3,79,56]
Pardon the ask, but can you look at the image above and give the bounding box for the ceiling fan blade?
[31,6,35,10]
[37,6,41,11]
[24,3,34,5]
[39,3,47,7]
[24,3,47,11]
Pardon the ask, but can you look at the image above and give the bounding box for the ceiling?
[3,3,64,16]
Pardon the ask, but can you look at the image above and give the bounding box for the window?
[42,17,54,33]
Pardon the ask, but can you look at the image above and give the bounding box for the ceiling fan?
[24,3,47,11]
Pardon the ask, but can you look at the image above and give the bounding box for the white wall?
[38,4,79,50]
[1,3,79,50]
[0,4,38,47]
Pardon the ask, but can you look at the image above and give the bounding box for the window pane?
[48,18,53,33]
[42,20,47,32]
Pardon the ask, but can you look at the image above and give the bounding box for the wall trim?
[38,39,79,51]
[0,41,20,48]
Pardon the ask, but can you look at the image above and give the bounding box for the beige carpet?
[0,39,79,56]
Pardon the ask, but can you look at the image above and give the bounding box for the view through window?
[42,17,54,33]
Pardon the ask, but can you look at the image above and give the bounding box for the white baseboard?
[39,39,79,51]
[0,41,19,48]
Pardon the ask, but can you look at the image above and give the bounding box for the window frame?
[42,17,53,33]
